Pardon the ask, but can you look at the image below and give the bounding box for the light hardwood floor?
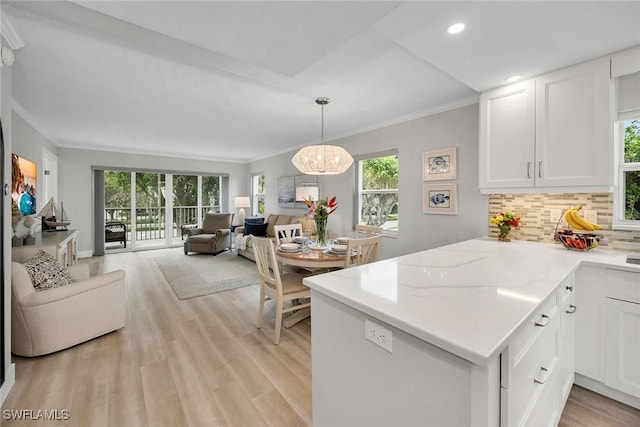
[3,249,640,426]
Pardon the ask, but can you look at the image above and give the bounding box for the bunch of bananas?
[563,206,601,231]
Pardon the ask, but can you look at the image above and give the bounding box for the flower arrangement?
[489,211,520,242]
[302,196,338,245]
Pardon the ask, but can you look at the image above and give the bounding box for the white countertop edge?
[308,263,582,367]
[304,239,640,367]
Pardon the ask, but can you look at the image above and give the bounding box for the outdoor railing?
[105,205,220,241]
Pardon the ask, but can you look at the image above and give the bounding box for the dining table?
[275,245,350,328]
[275,246,349,270]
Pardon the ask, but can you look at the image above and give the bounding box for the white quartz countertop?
[303,238,640,366]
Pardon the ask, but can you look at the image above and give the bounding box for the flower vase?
[315,217,328,246]
[498,225,511,242]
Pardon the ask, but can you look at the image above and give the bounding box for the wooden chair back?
[251,236,310,344]
[252,237,282,291]
[355,224,383,237]
[345,235,381,268]
[274,223,303,245]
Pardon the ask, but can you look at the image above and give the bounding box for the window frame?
[251,173,266,217]
[614,119,640,230]
[353,149,399,236]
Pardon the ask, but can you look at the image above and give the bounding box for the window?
[252,173,265,216]
[355,150,399,234]
[616,119,640,228]
[102,169,226,250]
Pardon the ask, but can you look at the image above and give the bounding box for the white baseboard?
[574,373,640,410]
[1,363,16,406]
[77,250,93,259]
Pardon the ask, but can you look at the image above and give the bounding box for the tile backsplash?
[489,193,640,253]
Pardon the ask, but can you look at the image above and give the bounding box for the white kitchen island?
[303,238,639,426]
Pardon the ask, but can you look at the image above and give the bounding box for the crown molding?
[248,96,480,163]
[55,140,248,164]
[328,95,480,144]
[11,100,62,146]
[1,12,25,50]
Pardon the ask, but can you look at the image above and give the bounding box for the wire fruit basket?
[554,230,602,251]
[553,209,602,252]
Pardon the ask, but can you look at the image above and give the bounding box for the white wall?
[58,148,248,254]
[248,103,488,259]
[11,111,58,171]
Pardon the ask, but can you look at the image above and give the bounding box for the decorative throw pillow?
[244,217,264,225]
[22,250,77,292]
[243,222,268,237]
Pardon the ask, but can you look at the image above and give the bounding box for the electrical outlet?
[365,319,392,353]
[550,209,562,223]
[583,209,598,225]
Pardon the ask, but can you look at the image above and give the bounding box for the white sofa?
[235,213,315,262]
[11,261,126,357]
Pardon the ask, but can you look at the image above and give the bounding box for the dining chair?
[345,235,381,268]
[355,224,383,237]
[274,223,303,245]
[252,237,311,344]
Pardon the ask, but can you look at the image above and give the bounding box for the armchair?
[11,261,126,357]
[184,212,234,255]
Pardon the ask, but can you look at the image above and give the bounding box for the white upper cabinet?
[479,80,535,189]
[479,56,614,193]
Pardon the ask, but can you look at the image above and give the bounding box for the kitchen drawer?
[501,300,561,426]
[523,376,560,427]
[606,269,640,304]
[503,291,559,388]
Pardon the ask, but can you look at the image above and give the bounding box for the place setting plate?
[277,243,303,253]
[323,244,348,256]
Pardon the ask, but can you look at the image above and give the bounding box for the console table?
[11,229,78,267]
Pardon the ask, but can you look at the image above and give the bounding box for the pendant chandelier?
[292,97,353,175]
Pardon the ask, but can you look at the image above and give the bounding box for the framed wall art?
[423,183,457,215]
[423,147,457,181]
[12,154,37,216]
[277,175,296,208]
[279,175,320,208]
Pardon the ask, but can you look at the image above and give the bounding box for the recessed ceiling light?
[447,23,465,35]
[505,75,521,83]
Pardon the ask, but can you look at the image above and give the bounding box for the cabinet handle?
[534,314,550,327]
[566,304,577,314]
[527,161,531,179]
[534,366,550,385]
[538,161,542,178]
[566,284,574,292]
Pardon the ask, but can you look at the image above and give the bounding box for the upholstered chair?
[184,212,234,255]
[11,261,126,357]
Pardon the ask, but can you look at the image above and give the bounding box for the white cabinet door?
[605,298,640,398]
[479,80,535,189]
[558,287,576,407]
[535,56,613,187]
[574,265,606,382]
[479,55,613,193]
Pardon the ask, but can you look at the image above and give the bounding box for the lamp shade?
[292,144,353,175]
[234,196,251,209]
[295,186,319,202]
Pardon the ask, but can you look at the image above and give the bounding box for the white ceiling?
[2,1,639,163]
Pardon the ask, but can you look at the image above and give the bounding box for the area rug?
[154,249,260,300]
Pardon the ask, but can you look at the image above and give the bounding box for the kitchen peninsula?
[304,238,640,426]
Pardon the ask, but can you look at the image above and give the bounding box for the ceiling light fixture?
[292,97,353,175]
[447,23,465,35]
[505,75,521,83]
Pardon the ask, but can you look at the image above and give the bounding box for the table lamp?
[234,196,251,226]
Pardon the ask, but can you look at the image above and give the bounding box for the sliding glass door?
[101,169,226,252]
